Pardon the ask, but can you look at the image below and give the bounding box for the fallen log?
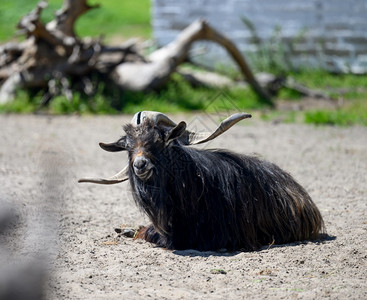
[0,0,273,107]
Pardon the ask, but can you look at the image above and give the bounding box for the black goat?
[79,111,325,251]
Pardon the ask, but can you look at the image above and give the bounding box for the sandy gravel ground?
[0,114,366,299]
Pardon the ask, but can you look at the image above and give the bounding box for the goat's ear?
[99,136,127,152]
[165,121,187,143]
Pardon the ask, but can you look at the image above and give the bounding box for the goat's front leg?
[135,224,169,248]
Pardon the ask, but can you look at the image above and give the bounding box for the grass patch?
[0,0,151,42]
[0,91,36,114]
[0,74,266,115]
[305,100,367,126]
[1,71,366,127]
[287,70,367,100]
[263,70,367,126]
[75,0,151,41]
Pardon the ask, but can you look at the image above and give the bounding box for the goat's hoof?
[122,228,136,238]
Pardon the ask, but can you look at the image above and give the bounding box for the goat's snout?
[133,156,153,180]
[134,157,147,170]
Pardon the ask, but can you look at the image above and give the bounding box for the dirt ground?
[0,114,366,299]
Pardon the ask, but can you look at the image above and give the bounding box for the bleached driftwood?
[0,0,272,106]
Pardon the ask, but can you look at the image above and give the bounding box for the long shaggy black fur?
[124,120,325,251]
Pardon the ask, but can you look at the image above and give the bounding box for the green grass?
[260,100,367,126]
[294,70,367,126]
[75,0,151,41]
[0,0,151,42]
[260,69,367,126]
[0,74,266,115]
[287,70,367,99]
[1,71,366,127]
[305,101,367,126]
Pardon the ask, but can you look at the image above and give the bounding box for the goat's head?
[78,111,251,184]
[104,117,187,181]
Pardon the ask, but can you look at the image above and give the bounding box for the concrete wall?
[152,0,367,73]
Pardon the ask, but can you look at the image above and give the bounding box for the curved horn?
[186,112,252,145]
[132,111,251,145]
[78,165,129,185]
[132,111,177,128]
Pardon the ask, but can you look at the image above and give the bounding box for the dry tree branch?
[0,0,273,106]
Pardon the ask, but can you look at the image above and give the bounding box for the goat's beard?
[130,166,172,236]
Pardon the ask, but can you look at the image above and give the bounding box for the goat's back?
[133,146,325,251]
